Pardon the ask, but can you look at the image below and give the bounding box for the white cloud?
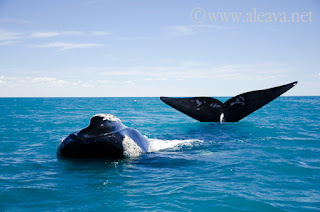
[31,77,63,84]
[100,63,288,81]
[0,29,111,46]
[0,29,21,41]
[0,76,70,87]
[0,76,139,96]
[117,36,145,41]
[83,0,105,6]
[0,18,30,24]
[191,24,236,30]
[30,32,61,38]
[30,31,87,38]
[0,62,296,97]
[104,54,120,61]
[168,24,235,37]
[38,42,104,50]
[97,80,111,84]
[0,63,290,86]
[168,25,193,36]
[91,31,111,36]
[143,78,169,81]
[0,76,16,81]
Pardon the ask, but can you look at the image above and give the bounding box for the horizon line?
[0,95,318,98]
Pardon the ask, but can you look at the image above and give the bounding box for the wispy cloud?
[0,75,136,91]
[30,30,110,38]
[31,77,69,85]
[0,76,69,87]
[31,31,61,38]
[168,25,193,36]
[0,62,294,97]
[38,42,104,50]
[0,29,21,42]
[100,62,288,81]
[30,31,82,38]
[168,24,235,36]
[191,24,236,30]
[0,28,111,46]
[83,0,105,6]
[0,29,23,46]
[104,54,120,61]
[5,63,285,83]
[117,36,145,41]
[0,18,30,24]
[91,31,111,36]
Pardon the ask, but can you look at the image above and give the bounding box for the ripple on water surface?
[0,97,319,211]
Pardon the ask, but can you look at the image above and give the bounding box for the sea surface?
[0,97,319,211]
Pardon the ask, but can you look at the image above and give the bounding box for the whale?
[57,114,149,158]
[160,81,297,122]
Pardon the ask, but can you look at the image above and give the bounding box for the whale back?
[58,114,149,158]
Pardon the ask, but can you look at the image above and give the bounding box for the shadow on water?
[157,119,272,143]
[57,155,143,166]
[56,156,146,177]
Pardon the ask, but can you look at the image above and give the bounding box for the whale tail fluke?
[160,81,297,122]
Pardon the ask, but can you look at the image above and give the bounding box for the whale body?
[57,114,149,158]
[161,81,298,122]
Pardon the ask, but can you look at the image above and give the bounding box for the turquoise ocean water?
[0,97,319,211]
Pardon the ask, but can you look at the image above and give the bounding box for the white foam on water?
[220,113,225,123]
[148,138,203,152]
[122,135,142,157]
[123,136,203,157]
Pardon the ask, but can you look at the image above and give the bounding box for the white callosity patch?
[230,96,245,106]
[148,139,202,152]
[195,99,203,110]
[122,135,142,157]
[195,99,203,107]
[93,114,121,122]
[210,103,221,108]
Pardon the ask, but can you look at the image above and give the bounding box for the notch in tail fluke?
[160,81,297,122]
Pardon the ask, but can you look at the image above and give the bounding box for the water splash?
[148,138,203,152]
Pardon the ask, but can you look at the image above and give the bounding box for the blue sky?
[0,0,319,97]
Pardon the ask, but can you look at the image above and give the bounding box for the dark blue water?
[0,97,319,211]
